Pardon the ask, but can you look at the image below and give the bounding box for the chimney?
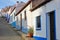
[17,1,19,3]
[16,1,19,7]
[21,1,24,3]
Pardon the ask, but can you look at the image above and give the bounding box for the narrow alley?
[0,18,21,40]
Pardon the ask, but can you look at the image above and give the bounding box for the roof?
[30,0,52,11]
[16,2,25,15]
[1,6,11,13]
[10,5,16,14]
[15,0,31,16]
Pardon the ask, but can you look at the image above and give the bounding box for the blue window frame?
[36,15,41,30]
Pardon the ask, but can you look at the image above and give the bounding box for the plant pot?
[27,33,33,37]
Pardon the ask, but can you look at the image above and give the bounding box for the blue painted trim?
[54,10,56,40]
[46,13,48,40]
[33,36,47,40]
[36,15,41,30]
[46,10,56,40]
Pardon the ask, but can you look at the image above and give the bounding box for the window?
[36,16,41,30]
[24,10,27,20]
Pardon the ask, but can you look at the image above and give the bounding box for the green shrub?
[28,28,33,34]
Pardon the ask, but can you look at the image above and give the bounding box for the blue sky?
[0,0,28,9]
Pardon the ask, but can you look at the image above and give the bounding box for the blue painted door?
[47,11,56,40]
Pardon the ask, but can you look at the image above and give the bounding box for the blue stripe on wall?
[33,36,47,40]
[11,21,16,28]
[22,27,28,34]
[54,10,56,40]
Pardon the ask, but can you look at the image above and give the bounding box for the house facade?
[15,1,32,33]
[30,0,60,40]
[15,2,25,30]
[9,6,16,28]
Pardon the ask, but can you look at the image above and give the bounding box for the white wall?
[25,4,33,29]
[55,0,60,39]
[19,4,32,29]
[16,14,20,27]
[15,3,33,33]
[10,9,16,24]
[32,6,46,38]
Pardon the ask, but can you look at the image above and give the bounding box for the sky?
[0,0,28,9]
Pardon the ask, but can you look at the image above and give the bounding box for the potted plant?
[27,27,33,37]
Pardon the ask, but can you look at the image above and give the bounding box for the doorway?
[20,14,22,31]
[46,11,56,40]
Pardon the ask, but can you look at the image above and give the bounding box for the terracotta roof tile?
[16,2,25,14]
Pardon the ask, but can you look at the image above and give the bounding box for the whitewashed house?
[15,0,32,33]
[7,7,12,23]
[8,0,60,40]
[30,0,60,40]
[1,7,11,22]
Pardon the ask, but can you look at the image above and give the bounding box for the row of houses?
[1,6,11,21]
[2,0,60,40]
